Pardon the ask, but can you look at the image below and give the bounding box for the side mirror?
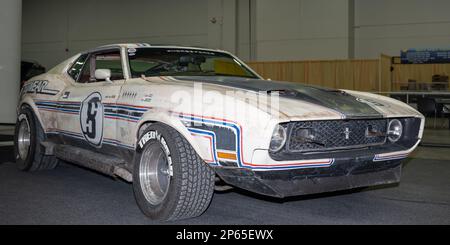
[95,69,112,82]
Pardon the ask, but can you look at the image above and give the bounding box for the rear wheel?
[14,105,59,171]
[133,123,215,221]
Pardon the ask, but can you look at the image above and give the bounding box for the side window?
[78,55,93,83]
[77,49,124,83]
[68,54,88,81]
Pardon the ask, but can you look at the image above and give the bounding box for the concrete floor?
[0,125,449,224]
[0,147,448,225]
[422,128,450,145]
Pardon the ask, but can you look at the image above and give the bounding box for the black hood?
[173,76,382,119]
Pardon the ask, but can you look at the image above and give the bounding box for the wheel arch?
[17,98,45,130]
[136,111,209,162]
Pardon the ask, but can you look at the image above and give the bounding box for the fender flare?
[17,97,45,131]
[136,110,209,162]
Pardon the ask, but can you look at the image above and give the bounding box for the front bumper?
[214,157,403,198]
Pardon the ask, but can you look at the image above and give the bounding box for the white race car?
[15,43,424,221]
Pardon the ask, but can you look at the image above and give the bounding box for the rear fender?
[17,97,45,130]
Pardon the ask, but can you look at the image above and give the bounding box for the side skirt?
[50,143,133,182]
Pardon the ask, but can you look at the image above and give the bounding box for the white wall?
[253,0,352,61]
[22,0,355,67]
[355,0,450,58]
[22,0,210,68]
[22,0,450,66]
[0,0,21,123]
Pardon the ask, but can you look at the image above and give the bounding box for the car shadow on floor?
[215,182,400,204]
[0,143,406,205]
[0,146,14,164]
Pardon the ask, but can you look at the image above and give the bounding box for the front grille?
[286,119,388,153]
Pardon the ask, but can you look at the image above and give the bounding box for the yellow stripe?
[217,151,237,160]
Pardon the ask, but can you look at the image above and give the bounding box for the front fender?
[136,110,209,162]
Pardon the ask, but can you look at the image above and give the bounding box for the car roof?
[91,43,226,54]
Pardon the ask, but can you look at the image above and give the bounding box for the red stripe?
[176,111,333,168]
[243,160,332,167]
[36,100,80,104]
[103,102,152,109]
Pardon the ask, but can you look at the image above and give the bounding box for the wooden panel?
[393,63,450,91]
[248,55,450,92]
[380,54,392,92]
[248,58,381,91]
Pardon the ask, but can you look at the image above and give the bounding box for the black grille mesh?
[287,119,387,152]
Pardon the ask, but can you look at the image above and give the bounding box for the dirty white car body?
[15,43,425,221]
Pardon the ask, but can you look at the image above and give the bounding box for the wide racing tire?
[14,105,59,171]
[133,123,215,221]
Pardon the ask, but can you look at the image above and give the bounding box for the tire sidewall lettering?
[18,113,28,123]
[138,129,173,175]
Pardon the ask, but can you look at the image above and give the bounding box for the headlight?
[269,124,287,152]
[387,119,403,142]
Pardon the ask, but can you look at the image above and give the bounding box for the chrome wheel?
[139,142,172,205]
[17,116,31,160]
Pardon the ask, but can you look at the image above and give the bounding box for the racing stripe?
[171,76,383,119]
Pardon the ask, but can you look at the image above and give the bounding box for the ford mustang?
[15,43,424,221]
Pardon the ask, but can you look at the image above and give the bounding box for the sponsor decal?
[21,80,59,96]
[141,94,153,102]
[62,91,70,99]
[166,49,216,55]
[80,92,104,147]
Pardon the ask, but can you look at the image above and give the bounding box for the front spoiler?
[214,158,402,198]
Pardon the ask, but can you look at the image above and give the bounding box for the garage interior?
[0,0,449,224]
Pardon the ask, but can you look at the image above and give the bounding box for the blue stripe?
[105,105,147,112]
[180,115,334,170]
[104,113,140,120]
[36,104,58,108]
[180,115,242,166]
[38,105,79,113]
[36,101,80,106]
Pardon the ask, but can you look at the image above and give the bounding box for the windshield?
[127,48,259,79]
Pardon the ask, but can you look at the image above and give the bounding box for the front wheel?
[133,123,215,221]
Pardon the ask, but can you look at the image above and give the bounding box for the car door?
[57,48,125,154]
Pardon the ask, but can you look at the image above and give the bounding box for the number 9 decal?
[80,92,104,147]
